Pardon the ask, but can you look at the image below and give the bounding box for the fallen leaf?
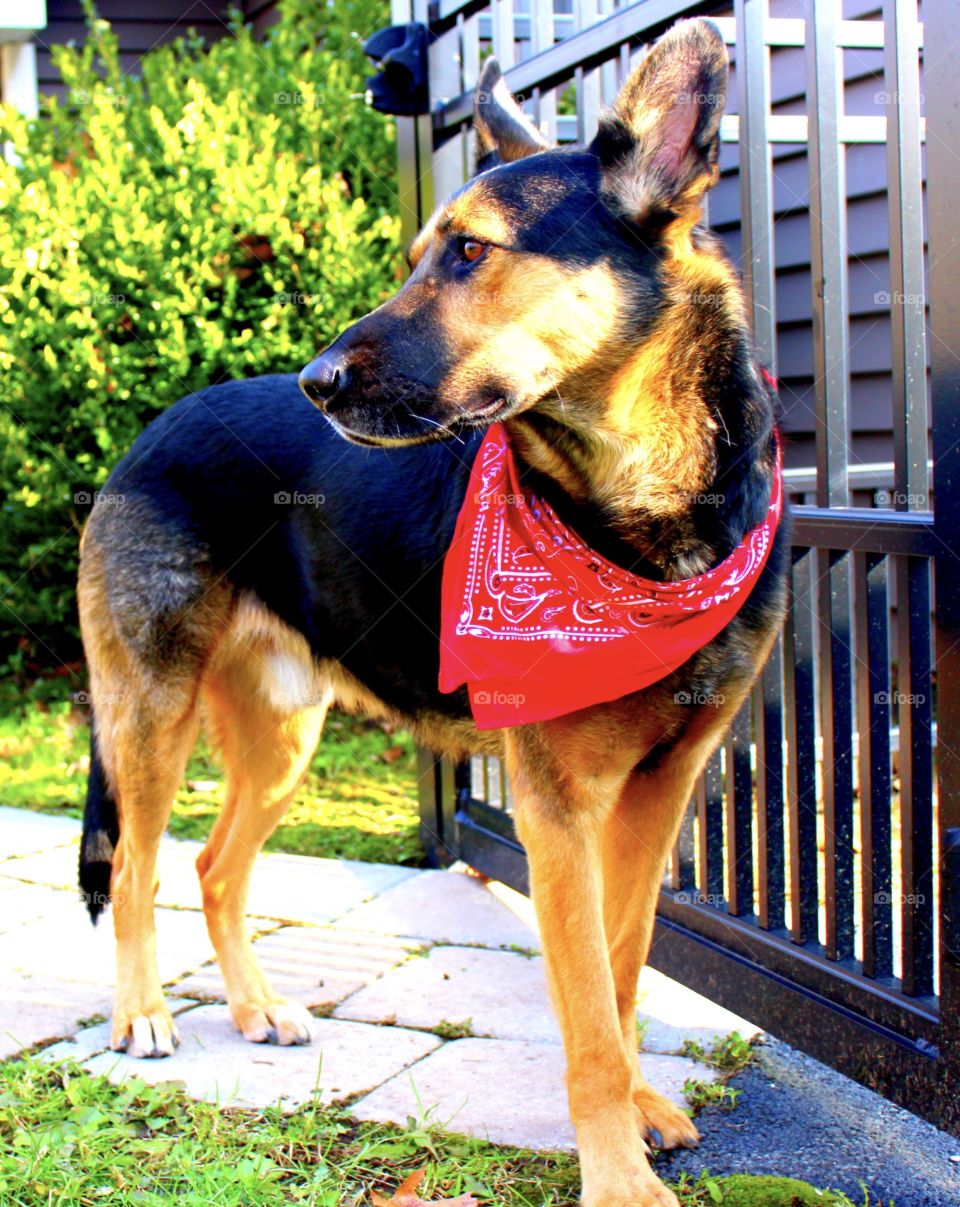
[370,1167,478,1207]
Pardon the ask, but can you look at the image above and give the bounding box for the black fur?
[79,727,120,922]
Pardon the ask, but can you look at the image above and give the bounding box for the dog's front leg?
[506,727,680,1207]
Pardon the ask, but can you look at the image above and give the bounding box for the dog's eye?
[457,238,488,264]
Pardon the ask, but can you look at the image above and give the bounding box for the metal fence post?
[925,0,960,1122]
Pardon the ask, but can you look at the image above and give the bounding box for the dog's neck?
[504,319,775,582]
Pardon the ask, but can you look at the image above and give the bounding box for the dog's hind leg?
[197,637,327,1045]
[78,512,216,1058]
[100,686,201,1057]
[506,722,680,1207]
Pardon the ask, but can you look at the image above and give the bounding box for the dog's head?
[299,18,729,447]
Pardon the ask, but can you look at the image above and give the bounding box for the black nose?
[299,348,353,412]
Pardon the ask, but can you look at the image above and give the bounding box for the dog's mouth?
[327,393,519,448]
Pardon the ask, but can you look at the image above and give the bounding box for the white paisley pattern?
[455,423,781,646]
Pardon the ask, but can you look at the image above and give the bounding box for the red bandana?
[439,422,783,730]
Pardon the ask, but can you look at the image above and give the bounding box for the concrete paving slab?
[0,974,112,1059]
[637,966,761,1054]
[0,903,223,987]
[171,926,421,1008]
[2,835,422,923]
[352,1038,715,1151]
[333,869,538,949]
[0,807,80,860]
[46,1005,441,1111]
[0,880,77,933]
[335,946,559,1044]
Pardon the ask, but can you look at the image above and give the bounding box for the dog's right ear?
[591,19,728,220]
[473,58,548,175]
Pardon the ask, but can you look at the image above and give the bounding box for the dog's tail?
[79,725,120,924]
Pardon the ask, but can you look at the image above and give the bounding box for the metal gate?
[381,0,960,1134]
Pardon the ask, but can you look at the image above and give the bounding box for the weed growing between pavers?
[0,1058,889,1206]
[681,1032,757,1120]
[0,680,422,865]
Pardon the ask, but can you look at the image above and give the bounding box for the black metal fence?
[387,0,960,1134]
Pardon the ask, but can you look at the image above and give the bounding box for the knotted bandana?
[439,420,783,730]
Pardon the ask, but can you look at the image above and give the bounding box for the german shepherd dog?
[77,19,787,1206]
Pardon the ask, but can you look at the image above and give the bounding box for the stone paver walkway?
[1,806,756,1149]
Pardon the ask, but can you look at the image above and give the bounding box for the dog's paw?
[633,1084,700,1150]
[232,997,314,1046]
[581,1170,680,1207]
[111,1009,180,1058]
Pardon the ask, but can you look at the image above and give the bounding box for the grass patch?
[0,1058,886,1207]
[683,1080,741,1114]
[429,1019,475,1041]
[681,1032,757,1118]
[680,1032,757,1077]
[676,1172,889,1206]
[0,680,424,866]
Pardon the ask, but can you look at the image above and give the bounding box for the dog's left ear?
[473,57,549,175]
[591,18,728,219]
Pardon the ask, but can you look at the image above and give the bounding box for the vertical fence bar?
[574,0,601,142]
[735,0,776,371]
[755,637,785,931]
[819,547,856,961]
[531,0,557,142]
[725,701,754,916]
[492,0,516,70]
[896,555,934,997]
[807,0,854,964]
[671,800,696,893]
[391,0,432,245]
[854,550,893,980]
[927,0,960,1109]
[784,550,819,944]
[697,748,725,906]
[883,0,928,514]
[806,0,850,509]
[431,19,469,200]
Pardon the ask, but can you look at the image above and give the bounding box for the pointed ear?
[591,19,728,219]
[473,57,549,175]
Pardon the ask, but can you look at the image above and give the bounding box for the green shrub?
[0,0,402,678]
